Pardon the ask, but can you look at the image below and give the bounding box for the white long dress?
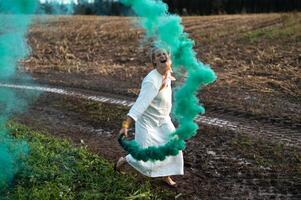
[126,69,184,177]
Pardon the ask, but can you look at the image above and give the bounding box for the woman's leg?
[114,157,127,172]
[162,176,176,186]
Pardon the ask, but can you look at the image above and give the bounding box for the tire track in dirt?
[1,82,300,148]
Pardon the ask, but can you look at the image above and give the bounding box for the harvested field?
[23,13,301,128]
[8,13,301,199]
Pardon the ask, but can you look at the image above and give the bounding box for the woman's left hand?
[119,128,128,138]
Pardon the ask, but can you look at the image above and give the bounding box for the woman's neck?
[156,67,167,76]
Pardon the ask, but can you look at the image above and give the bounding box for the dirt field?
[13,13,301,199]
[23,13,301,128]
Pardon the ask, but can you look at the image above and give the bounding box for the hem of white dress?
[148,171,184,178]
[126,155,184,178]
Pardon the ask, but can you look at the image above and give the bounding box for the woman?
[116,47,183,186]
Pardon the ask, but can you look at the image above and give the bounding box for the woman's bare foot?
[162,176,177,187]
[114,157,127,172]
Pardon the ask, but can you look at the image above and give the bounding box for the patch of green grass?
[244,13,301,42]
[1,123,173,200]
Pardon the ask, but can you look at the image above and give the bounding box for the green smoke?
[0,0,38,190]
[119,0,217,161]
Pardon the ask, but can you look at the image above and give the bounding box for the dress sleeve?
[128,81,159,121]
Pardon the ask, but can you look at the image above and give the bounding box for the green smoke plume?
[119,0,217,161]
[0,0,38,190]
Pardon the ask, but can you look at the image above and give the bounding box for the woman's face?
[153,49,171,73]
